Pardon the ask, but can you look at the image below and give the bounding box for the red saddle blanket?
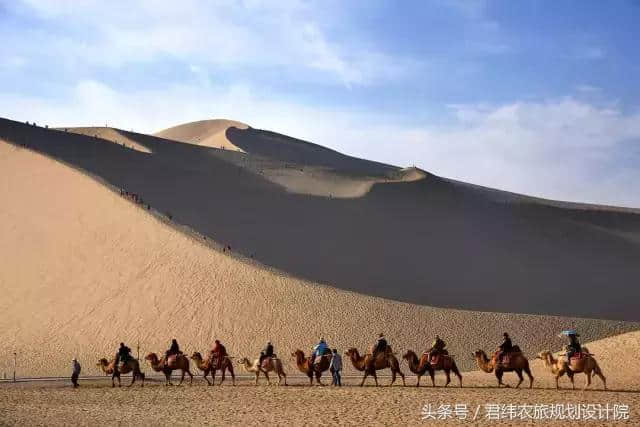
[261,357,272,370]
[430,355,440,365]
[166,354,180,367]
[570,352,586,362]
[498,353,511,365]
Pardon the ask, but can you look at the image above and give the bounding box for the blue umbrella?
[561,329,578,336]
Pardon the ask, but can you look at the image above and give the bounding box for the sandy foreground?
[0,376,637,426]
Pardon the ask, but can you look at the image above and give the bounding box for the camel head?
[345,348,361,360]
[402,350,417,361]
[144,353,159,363]
[473,350,488,361]
[536,350,552,360]
[190,351,203,361]
[96,358,109,367]
[237,357,250,366]
[291,349,305,361]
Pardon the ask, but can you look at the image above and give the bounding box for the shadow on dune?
[2,118,640,321]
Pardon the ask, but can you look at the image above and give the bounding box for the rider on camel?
[498,332,513,362]
[428,335,446,361]
[211,339,228,366]
[259,341,274,366]
[164,339,182,367]
[373,333,388,358]
[116,342,132,364]
[565,331,582,369]
[310,337,328,366]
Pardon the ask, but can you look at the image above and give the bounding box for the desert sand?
[1,117,639,425]
[0,137,638,380]
[155,119,249,151]
[1,118,639,320]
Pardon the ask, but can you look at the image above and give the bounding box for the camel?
[345,347,405,387]
[291,349,332,386]
[97,356,145,387]
[536,348,606,390]
[144,353,193,386]
[473,347,533,388]
[238,356,287,386]
[190,352,236,386]
[403,350,462,387]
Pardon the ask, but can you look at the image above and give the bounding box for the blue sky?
[1,0,640,207]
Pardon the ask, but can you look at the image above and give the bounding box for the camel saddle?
[261,357,273,370]
[166,354,182,368]
[570,352,586,362]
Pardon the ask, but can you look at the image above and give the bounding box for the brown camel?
[145,353,193,386]
[190,352,236,386]
[291,349,332,386]
[97,356,145,387]
[473,347,533,388]
[190,351,236,385]
[403,350,462,387]
[238,357,287,385]
[536,348,606,390]
[345,347,405,387]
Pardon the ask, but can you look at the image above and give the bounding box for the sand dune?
[2,118,639,321]
[155,119,248,151]
[61,127,152,153]
[0,139,638,381]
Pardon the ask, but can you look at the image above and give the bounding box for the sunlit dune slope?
[61,127,152,153]
[155,119,249,151]
[0,139,638,378]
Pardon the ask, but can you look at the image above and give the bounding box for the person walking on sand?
[71,358,81,388]
[329,349,342,386]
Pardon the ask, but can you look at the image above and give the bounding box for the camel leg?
[308,373,313,386]
[129,372,136,387]
[211,370,216,386]
[178,370,185,386]
[165,370,172,386]
[452,363,462,388]
[594,366,606,390]
[416,375,421,387]
[373,371,379,387]
[430,370,435,387]
[524,365,534,389]
[514,369,524,389]
[444,369,451,387]
[254,372,259,386]
[229,366,236,386]
[315,371,324,386]
[389,369,396,387]
[220,368,226,386]
[264,371,271,385]
[399,369,405,387]
[188,369,194,385]
[495,369,505,387]
[583,371,592,390]
[204,370,212,386]
[140,371,145,387]
[281,371,287,386]
[360,372,367,387]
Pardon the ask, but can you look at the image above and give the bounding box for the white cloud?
[13,0,413,87]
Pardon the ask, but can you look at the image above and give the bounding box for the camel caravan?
[94,330,606,391]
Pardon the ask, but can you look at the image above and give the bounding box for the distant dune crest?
[155,119,249,152]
